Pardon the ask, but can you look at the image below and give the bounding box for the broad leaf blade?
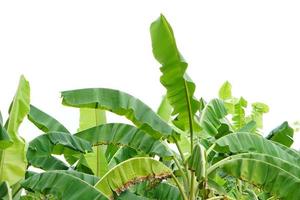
[75,123,173,158]
[150,14,199,131]
[200,99,229,137]
[21,171,107,200]
[208,153,300,200]
[78,108,108,177]
[28,105,69,133]
[27,132,92,170]
[266,121,294,147]
[61,88,178,141]
[95,157,173,199]
[0,75,30,185]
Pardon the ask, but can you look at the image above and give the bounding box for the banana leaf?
[95,157,173,199]
[0,76,30,185]
[208,153,300,200]
[266,121,294,147]
[61,88,178,141]
[27,132,92,170]
[21,171,107,200]
[75,123,173,158]
[150,14,199,131]
[28,105,69,133]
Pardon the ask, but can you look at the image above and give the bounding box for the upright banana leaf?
[157,95,173,122]
[208,153,300,200]
[188,144,206,182]
[28,105,69,133]
[266,121,294,147]
[0,76,30,185]
[200,99,229,137]
[27,132,92,170]
[95,157,173,199]
[232,97,248,130]
[75,123,173,158]
[248,102,269,130]
[150,14,199,131]
[218,81,234,114]
[61,88,178,141]
[78,108,108,178]
[21,171,107,200]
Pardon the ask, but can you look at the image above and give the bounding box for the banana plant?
[1,14,300,200]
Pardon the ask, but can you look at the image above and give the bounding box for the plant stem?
[173,156,189,195]
[172,174,189,200]
[184,81,196,200]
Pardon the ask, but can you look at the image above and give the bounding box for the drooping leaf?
[78,108,108,178]
[214,132,300,165]
[56,170,100,186]
[0,75,30,185]
[21,171,107,200]
[266,121,294,147]
[75,123,173,159]
[188,143,206,182]
[208,153,300,200]
[28,105,69,133]
[27,132,92,170]
[61,88,178,141]
[150,14,199,131]
[95,157,173,199]
[108,146,139,168]
[200,99,229,137]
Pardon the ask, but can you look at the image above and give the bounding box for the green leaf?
[208,153,300,200]
[21,171,107,200]
[143,182,182,200]
[78,108,107,131]
[157,95,173,122]
[266,121,294,147]
[56,170,100,186]
[28,105,69,133]
[0,75,30,185]
[27,132,92,170]
[200,99,229,137]
[108,146,139,168]
[219,81,232,100]
[248,102,269,129]
[95,157,173,199]
[150,14,199,131]
[78,108,108,178]
[232,97,247,130]
[117,191,150,200]
[61,88,178,141]
[75,123,173,159]
[188,144,206,182]
[0,181,12,200]
[0,124,12,149]
[214,132,300,165]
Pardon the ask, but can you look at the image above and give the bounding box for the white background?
[1,1,300,148]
